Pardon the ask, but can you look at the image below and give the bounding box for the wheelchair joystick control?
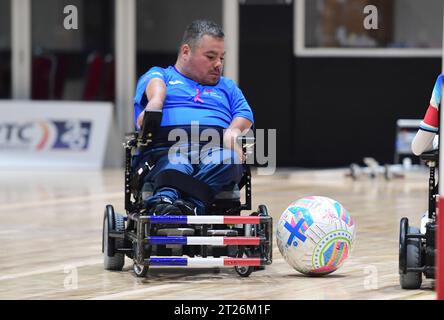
[139,110,163,145]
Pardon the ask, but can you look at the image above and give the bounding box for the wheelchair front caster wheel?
[234,252,254,277]
[235,265,254,277]
[133,262,149,278]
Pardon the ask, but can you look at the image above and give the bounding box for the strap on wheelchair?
[154,169,215,206]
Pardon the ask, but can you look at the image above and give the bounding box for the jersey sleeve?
[133,67,166,126]
[230,85,254,125]
[419,74,442,133]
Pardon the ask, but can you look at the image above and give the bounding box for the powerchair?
[399,149,438,289]
[102,111,273,277]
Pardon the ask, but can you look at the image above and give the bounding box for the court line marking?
[89,261,287,300]
[0,230,20,235]
[0,258,103,281]
[88,283,186,300]
[0,192,122,211]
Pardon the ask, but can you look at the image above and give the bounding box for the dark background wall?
[239,4,441,168]
[239,4,294,166]
[292,57,440,167]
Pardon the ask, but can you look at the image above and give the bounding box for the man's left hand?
[223,128,245,163]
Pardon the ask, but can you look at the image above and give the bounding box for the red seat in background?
[83,52,104,100]
[53,54,68,100]
[32,55,53,100]
[103,54,115,101]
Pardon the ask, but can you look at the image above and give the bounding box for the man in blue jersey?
[133,20,254,216]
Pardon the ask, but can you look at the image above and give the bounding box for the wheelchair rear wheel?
[399,217,408,274]
[399,225,423,289]
[103,205,125,271]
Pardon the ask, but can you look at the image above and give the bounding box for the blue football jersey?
[134,66,254,129]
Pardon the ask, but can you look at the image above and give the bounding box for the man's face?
[183,35,225,85]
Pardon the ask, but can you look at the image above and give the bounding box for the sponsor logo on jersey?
[202,89,222,99]
[169,80,184,85]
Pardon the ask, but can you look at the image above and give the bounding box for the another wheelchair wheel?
[235,264,254,277]
[400,225,423,290]
[103,205,125,271]
[133,261,149,277]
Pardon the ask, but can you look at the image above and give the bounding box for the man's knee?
[144,154,193,183]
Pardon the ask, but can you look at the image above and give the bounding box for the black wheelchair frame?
[102,118,273,278]
[399,149,438,289]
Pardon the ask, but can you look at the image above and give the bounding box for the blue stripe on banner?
[149,216,188,224]
[149,257,188,266]
[147,236,187,244]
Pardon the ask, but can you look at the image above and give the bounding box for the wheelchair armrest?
[237,136,255,157]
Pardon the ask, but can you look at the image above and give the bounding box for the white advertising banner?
[0,101,112,170]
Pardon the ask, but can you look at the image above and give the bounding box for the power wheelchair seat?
[102,111,273,278]
[399,149,438,289]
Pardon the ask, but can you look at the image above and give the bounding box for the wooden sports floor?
[0,168,437,300]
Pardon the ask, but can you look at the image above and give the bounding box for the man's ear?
[181,44,191,60]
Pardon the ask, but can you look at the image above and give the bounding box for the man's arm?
[411,129,436,156]
[136,78,167,129]
[223,117,253,162]
[411,75,441,155]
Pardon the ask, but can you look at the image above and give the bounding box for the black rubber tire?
[234,251,254,277]
[399,217,408,274]
[235,264,254,277]
[400,226,423,289]
[103,205,125,271]
[133,262,149,277]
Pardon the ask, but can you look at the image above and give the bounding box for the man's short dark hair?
[181,20,224,50]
